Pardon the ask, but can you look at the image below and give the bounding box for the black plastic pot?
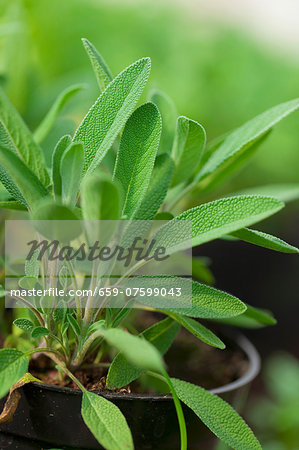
[0,334,260,450]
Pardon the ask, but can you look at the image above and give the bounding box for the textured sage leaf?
[81,391,133,450]
[0,349,29,398]
[0,86,49,186]
[149,89,177,154]
[25,249,40,278]
[229,228,299,253]
[113,102,161,216]
[0,146,49,207]
[13,318,34,332]
[52,135,72,198]
[31,326,50,339]
[0,201,26,210]
[165,281,246,319]
[196,98,299,186]
[60,142,84,206]
[155,195,284,253]
[34,84,84,144]
[133,154,174,219]
[73,57,151,175]
[82,38,113,92]
[107,318,180,389]
[169,313,225,349]
[171,378,262,449]
[18,276,38,290]
[100,327,164,374]
[171,116,206,186]
[231,183,299,203]
[219,304,276,328]
[81,170,120,221]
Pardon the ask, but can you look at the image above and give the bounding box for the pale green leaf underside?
[171,116,206,186]
[0,86,49,186]
[99,327,164,374]
[231,183,299,203]
[107,318,180,389]
[155,195,284,253]
[73,57,151,175]
[52,135,72,198]
[171,378,262,449]
[60,142,84,206]
[34,84,84,144]
[81,391,133,450]
[82,38,113,92]
[218,304,276,328]
[229,228,298,253]
[114,102,161,217]
[197,98,299,184]
[0,348,29,398]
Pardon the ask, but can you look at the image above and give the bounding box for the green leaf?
[149,89,177,154]
[155,195,284,253]
[53,300,67,324]
[231,183,299,203]
[52,135,72,198]
[100,327,164,374]
[18,276,38,290]
[67,314,81,337]
[0,200,27,210]
[192,257,215,285]
[0,86,49,186]
[133,153,174,219]
[196,98,299,187]
[25,249,40,278]
[13,318,34,332]
[171,116,206,186]
[34,84,84,144]
[60,142,84,206]
[113,102,161,216]
[82,38,113,92]
[107,318,180,389]
[219,304,276,328]
[0,146,50,207]
[31,326,50,339]
[0,348,29,398]
[229,228,299,253]
[81,170,120,221]
[171,378,262,449]
[73,57,151,175]
[166,281,246,319]
[168,313,225,349]
[81,391,133,450]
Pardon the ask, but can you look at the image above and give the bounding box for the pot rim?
[30,332,260,401]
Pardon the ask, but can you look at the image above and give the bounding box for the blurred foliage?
[249,353,299,450]
[0,0,298,189]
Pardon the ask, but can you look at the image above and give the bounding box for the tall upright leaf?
[60,142,84,206]
[34,84,84,144]
[82,38,113,92]
[196,98,299,187]
[0,146,49,208]
[113,102,162,217]
[171,116,206,186]
[73,57,151,175]
[154,195,284,253]
[0,86,49,185]
[133,153,174,219]
[149,89,177,154]
[52,135,72,198]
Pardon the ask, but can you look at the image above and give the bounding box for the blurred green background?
[1,1,299,447]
